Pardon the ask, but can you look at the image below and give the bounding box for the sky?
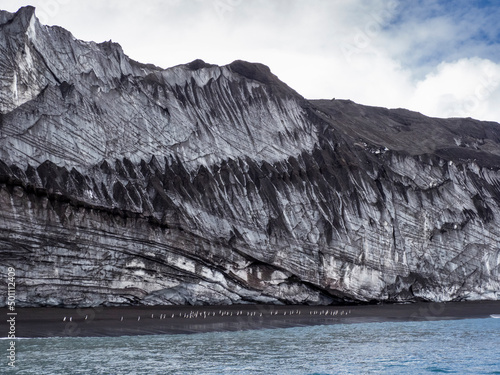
[2,0,500,123]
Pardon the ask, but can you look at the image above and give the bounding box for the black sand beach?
[2,300,500,338]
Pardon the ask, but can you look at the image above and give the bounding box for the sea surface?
[3,317,500,374]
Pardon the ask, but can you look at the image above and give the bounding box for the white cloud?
[2,0,500,123]
[409,58,500,121]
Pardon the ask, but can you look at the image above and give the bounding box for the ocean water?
[3,317,500,374]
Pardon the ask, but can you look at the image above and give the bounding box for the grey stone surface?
[0,7,499,307]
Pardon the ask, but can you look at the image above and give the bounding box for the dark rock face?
[0,7,499,307]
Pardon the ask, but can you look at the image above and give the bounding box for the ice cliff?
[1,7,499,307]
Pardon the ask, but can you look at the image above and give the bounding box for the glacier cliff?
[1,6,499,307]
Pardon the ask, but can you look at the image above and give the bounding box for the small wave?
[425,367,457,373]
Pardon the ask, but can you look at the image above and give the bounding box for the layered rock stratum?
[1,6,499,307]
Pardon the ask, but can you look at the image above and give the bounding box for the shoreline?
[2,300,499,338]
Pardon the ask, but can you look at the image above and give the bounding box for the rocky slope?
[1,6,499,307]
